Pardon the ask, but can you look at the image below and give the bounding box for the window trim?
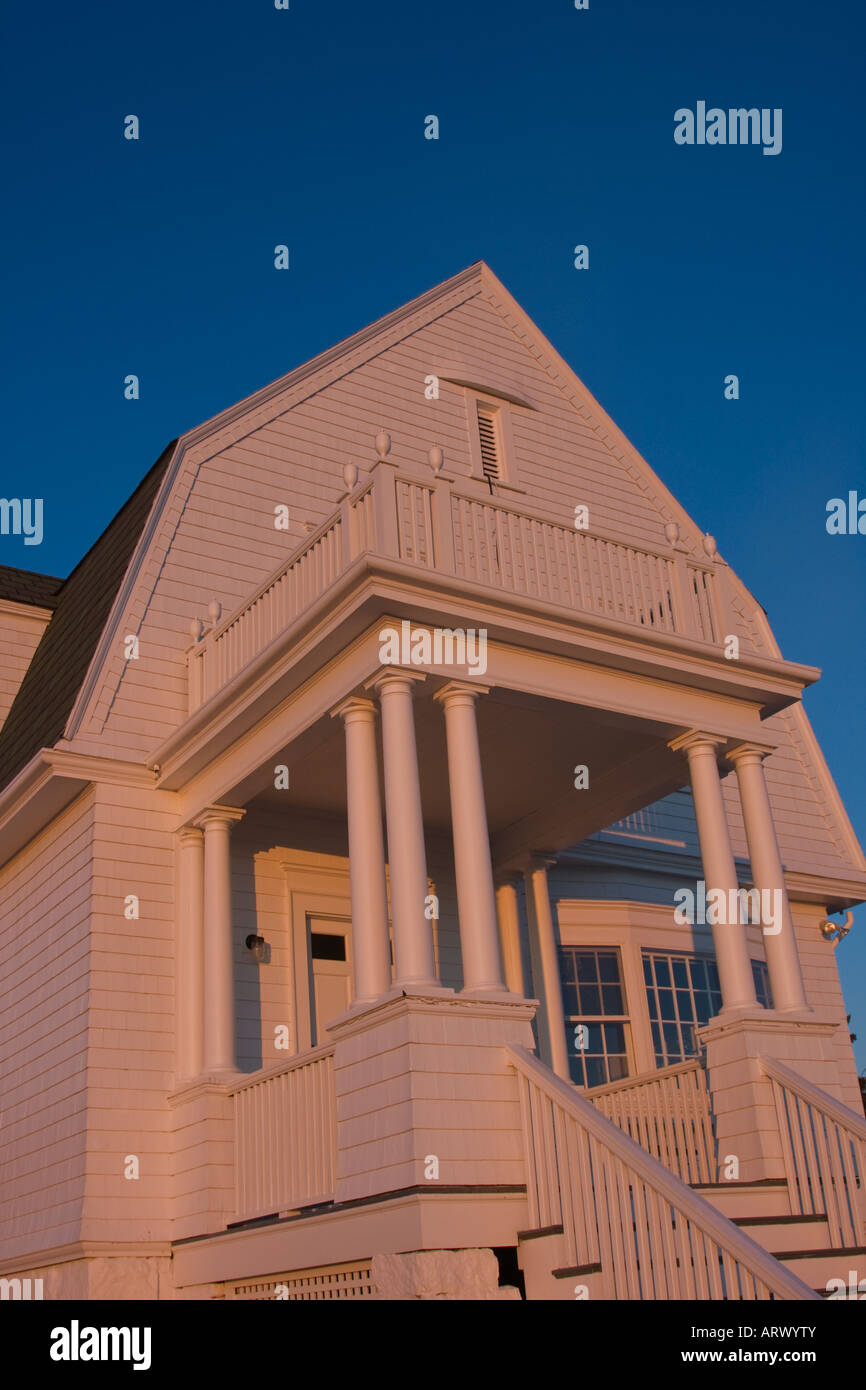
[553,899,771,1077]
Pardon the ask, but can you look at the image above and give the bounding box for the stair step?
[777,1247,866,1294]
[691,1179,789,1220]
[516,1225,564,1242]
[733,1213,831,1254]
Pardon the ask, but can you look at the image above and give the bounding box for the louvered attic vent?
[476,405,501,481]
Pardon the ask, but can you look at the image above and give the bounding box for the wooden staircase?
[509,1047,866,1301]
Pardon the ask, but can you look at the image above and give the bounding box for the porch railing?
[762,1054,866,1249]
[508,1045,817,1300]
[585,1058,716,1185]
[187,464,727,711]
[231,1045,336,1223]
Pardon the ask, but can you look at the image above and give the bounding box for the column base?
[328,991,538,1204]
[698,1007,842,1185]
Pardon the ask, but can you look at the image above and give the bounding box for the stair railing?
[508,1044,817,1300]
[761,1055,866,1248]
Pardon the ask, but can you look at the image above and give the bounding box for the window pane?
[558,949,576,983]
[676,989,694,1020]
[585,1058,606,1088]
[578,984,601,1015]
[643,956,653,985]
[608,1054,629,1082]
[603,1023,626,1053]
[601,984,623,1014]
[655,959,671,988]
[657,988,675,1020]
[598,953,620,983]
[576,953,598,983]
[672,959,688,989]
[663,1022,681,1057]
[561,981,578,1014]
[688,957,707,989]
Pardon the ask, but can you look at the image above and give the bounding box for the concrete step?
[732,1213,831,1254]
[777,1246,866,1295]
[690,1179,790,1220]
[517,1227,604,1300]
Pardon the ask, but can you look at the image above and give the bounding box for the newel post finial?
[375,429,391,461]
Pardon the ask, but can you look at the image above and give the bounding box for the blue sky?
[2,0,863,1064]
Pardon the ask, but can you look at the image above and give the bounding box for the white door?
[308,917,352,1044]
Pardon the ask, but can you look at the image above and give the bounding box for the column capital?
[668,729,726,757]
[178,825,204,845]
[726,740,777,767]
[525,851,558,873]
[494,868,525,888]
[331,695,377,723]
[433,679,491,707]
[365,668,427,696]
[193,805,245,831]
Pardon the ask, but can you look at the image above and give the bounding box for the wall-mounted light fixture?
[245,934,268,963]
[819,911,853,946]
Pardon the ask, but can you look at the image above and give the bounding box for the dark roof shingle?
[0,442,176,792]
[0,565,64,610]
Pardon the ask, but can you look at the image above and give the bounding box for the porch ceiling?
[239,682,683,870]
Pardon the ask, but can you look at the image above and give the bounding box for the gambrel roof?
[0,262,862,884]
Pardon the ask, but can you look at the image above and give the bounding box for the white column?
[195,806,245,1076]
[434,681,506,994]
[331,697,392,1002]
[368,671,438,988]
[177,827,204,1081]
[524,856,570,1080]
[728,743,808,1013]
[670,731,757,1012]
[495,876,526,997]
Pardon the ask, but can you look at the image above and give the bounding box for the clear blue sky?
[2,0,863,1065]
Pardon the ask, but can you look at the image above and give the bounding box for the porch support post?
[434,681,506,995]
[195,806,245,1078]
[669,731,758,1012]
[177,826,205,1081]
[331,696,393,1002]
[727,743,808,1013]
[524,856,570,1080]
[495,876,527,998]
[367,670,438,989]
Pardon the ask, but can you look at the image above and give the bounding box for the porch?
[158,443,864,1297]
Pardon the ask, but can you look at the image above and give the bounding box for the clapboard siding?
[75,287,705,760]
[0,792,94,1259]
[0,604,51,732]
[82,782,177,1245]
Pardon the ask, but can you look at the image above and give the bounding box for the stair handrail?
[507,1044,818,1299]
[759,1055,866,1141]
[760,1054,866,1247]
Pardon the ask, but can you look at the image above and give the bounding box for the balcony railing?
[187,462,730,711]
[231,1045,336,1223]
